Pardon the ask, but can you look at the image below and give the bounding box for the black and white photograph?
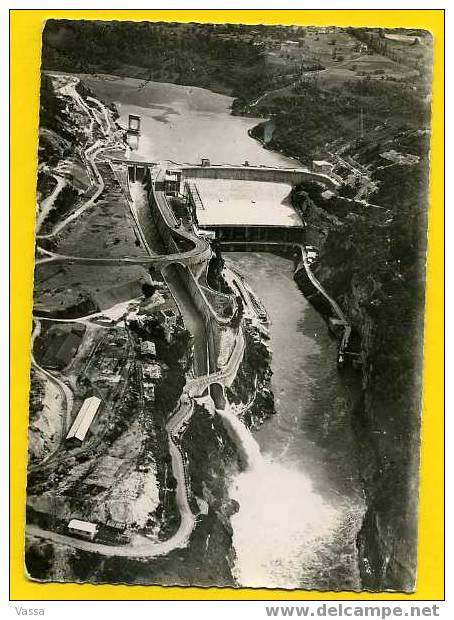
[25,18,433,592]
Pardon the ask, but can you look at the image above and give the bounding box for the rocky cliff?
[298,131,429,591]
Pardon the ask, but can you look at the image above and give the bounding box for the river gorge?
[76,73,366,590]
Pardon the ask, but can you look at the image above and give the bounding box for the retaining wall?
[145,173,212,268]
[163,263,223,376]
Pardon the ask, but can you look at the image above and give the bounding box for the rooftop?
[187,178,304,228]
[140,340,156,356]
[142,363,162,380]
[68,519,98,534]
[313,160,333,167]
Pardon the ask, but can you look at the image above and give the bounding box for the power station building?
[184,177,305,243]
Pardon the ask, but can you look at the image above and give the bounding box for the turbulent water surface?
[225,253,364,589]
[82,74,365,589]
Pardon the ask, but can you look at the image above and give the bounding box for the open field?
[317,54,415,88]
[35,322,85,370]
[54,163,148,259]
[383,30,433,63]
[257,54,417,110]
[264,29,359,70]
[34,262,148,316]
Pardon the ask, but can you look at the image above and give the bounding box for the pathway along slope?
[29,78,201,558]
[28,320,74,470]
[36,74,116,240]
[28,143,242,559]
[220,240,348,325]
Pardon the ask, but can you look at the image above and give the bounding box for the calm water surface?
[80,73,297,166]
[81,74,365,589]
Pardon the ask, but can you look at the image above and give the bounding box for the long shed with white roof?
[67,519,98,540]
[66,396,101,443]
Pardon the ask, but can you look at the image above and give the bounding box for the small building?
[321,189,335,200]
[280,40,299,50]
[142,363,162,381]
[128,114,141,133]
[160,308,177,327]
[143,381,155,401]
[106,519,127,533]
[66,396,101,443]
[306,248,318,264]
[164,170,181,196]
[197,229,216,241]
[201,158,211,167]
[312,160,334,175]
[67,519,98,540]
[140,340,156,357]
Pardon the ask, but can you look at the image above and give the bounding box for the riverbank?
[226,321,275,431]
[224,252,365,590]
[33,38,429,589]
[297,141,429,590]
[92,67,367,588]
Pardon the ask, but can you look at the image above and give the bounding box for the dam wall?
[116,158,340,191]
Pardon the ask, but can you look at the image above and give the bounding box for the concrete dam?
[118,159,338,245]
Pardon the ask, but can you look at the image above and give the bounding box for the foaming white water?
[229,458,341,588]
[217,403,341,589]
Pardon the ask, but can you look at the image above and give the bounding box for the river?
[224,253,364,590]
[81,74,365,590]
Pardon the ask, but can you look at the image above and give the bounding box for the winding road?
[28,320,74,471]
[28,74,245,558]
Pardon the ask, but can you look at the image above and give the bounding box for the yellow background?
[10,9,444,601]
